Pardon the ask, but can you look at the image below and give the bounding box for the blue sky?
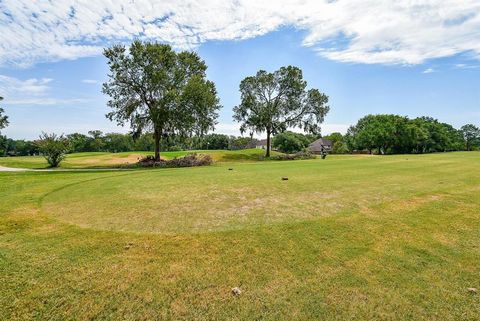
[1,1,479,139]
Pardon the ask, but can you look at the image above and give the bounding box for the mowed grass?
[1,152,480,320]
[0,149,279,169]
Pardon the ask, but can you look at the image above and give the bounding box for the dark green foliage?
[460,124,480,151]
[323,132,348,154]
[35,132,70,167]
[66,133,90,152]
[0,137,39,156]
[103,133,133,152]
[103,40,221,160]
[228,136,255,150]
[346,114,467,154]
[191,133,230,150]
[0,135,7,156]
[272,131,313,153]
[233,66,329,157]
[0,97,8,132]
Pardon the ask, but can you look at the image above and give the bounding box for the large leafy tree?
[460,124,480,151]
[233,66,329,157]
[346,114,465,154]
[350,115,415,154]
[0,97,9,131]
[103,41,220,160]
[272,131,312,154]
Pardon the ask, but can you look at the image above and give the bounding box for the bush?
[270,151,316,161]
[273,132,312,153]
[36,132,70,167]
[138,153,213,168]
[166,145,183,151]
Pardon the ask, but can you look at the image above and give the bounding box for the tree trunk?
[265,129,271,157]
[154,129,161,161]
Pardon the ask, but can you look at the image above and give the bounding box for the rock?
[231,287,242,296]
[282,177,288,181]
[468,288,477,294]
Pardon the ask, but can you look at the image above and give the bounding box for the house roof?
[308,138,333,151]
[256,139,269,146]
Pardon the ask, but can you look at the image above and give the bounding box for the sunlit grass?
[0,149,279,169]
[1,152,480,320]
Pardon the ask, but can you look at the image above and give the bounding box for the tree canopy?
[346,115,465,154]
[233,66,329,157]
[272,131,317,154]
[460,124,480,151]
[0,97,9,132]
[103,40,221,160]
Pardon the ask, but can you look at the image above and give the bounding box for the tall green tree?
[461,124,480,151]
[233,66,329,157]
[103,41,220,161]
[0,97,9,131]
[67,133,91,153]
[273,131,311,154]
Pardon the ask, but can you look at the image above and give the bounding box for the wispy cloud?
[82,79,99,84]
[1,0,479,66]
[0,74,89,105]
[4,98,91,105]
[422,68,435,74]
[0,75,52,95]
[455,63,480,69]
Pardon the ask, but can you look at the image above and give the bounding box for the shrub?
[36,132,70,167]
[273,131,311,154]
[138,153,213,168]
[270,151,316,161]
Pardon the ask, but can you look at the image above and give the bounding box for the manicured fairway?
[0,149,278,169]
[1,152,480,320]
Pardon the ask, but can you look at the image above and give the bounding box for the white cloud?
[422,68,435,74]
[0,0,479,66]
[0,75,52,95]
[0,74,90,105]
[455,63,480,69]
[82,79,99,84]
[4,98,91,105]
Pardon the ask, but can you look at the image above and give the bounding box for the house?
[255,139,272,150]
[308,138,333,154]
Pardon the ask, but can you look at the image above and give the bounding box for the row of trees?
[268,117,480,155]
[0,130,262,157]
[344,115,480,154]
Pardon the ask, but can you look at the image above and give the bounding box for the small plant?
[36,132,70,167]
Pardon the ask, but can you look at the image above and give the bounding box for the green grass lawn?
[1,152,480,320]
[0,149,279,169]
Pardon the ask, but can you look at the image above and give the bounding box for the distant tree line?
[0,130,260,156]
[344,115,479,154]
[264,116,480,155]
